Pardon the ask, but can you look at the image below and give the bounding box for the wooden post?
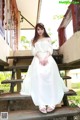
[10,68,16,93]
[58,27,66,47]
[17,11,20,49]
[71,4,77,32]
[65,70,68,86]
[16,69,21,92]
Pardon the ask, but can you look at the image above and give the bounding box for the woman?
[20,23,69,113]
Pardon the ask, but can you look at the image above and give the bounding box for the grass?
[71,83,80,89]
[68,82,80,107]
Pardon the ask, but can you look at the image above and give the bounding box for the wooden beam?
[58,28,66,46]
[71,4,77,32]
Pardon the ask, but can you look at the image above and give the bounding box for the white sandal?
[39,106,47,114]
[47,106,55,112]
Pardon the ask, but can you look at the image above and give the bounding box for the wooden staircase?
[0,54,80,120]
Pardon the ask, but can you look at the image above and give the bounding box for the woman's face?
[37,27,44,37]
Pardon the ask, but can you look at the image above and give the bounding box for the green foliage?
[51,40,57,44]
[48,28,52,36]
[0,72,11,81]
[68,83,80,107]
[68,93,80,107]
[53,15,64,20]
[20,36,30,43]
[0,72,11,92]
[60,71,65,77]
[69,102,78,107]
[20,36,30,49]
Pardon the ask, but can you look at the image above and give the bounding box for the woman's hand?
[35,51,50,66]
[39,59,48,66]
[40,51,50,66]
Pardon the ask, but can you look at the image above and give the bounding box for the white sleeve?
[31,40,37,56]
[31,45,37,56]
[47,38,53,55]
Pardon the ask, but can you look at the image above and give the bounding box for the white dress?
[20,37,68,107]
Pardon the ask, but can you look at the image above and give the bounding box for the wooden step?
[0,90,76,101]
[1,77,71,84]
[6,54,63,65]
[1,79,23,84]
[0,93,30,101]
[64,89,76,96]
[0,90,77,111]
[0,59,9,66]
[2,54,63,71]
[62,76,71,79]
[7,54,63,60]
[4,65,29,71]
[6,56,33,60]
[58,63,80,70]
[1,106,80,120]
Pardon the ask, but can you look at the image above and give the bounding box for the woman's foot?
[47,106,55,113]
[39,106,47,114]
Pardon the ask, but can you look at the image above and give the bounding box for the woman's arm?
[44,39,53,59]
[44,51,51,59]
[47,38,53,55]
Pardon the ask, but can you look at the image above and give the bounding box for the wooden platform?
[2,106,80,120]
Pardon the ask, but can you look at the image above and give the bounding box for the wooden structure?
[0,53,80,120]
[0,0,80,120]
[58,2,80,46]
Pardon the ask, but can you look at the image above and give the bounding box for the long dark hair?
[32,23,49,46]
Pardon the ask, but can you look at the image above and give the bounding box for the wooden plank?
[0,90,76,101]
[4,65,29,70]
[3,65,29,72]
[0,93,30,101]
[6,56,33,66]
[1,79,23,84]
[7,54,63,60]
[0,59,9,66]
[4,106,80,120]
[58,63,80,70]
[64,89,76,96]
[62,76,71,79]
[6,54,63,65]
[6,56,33,60]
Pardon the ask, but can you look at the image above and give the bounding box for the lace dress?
[20,37,68,106]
